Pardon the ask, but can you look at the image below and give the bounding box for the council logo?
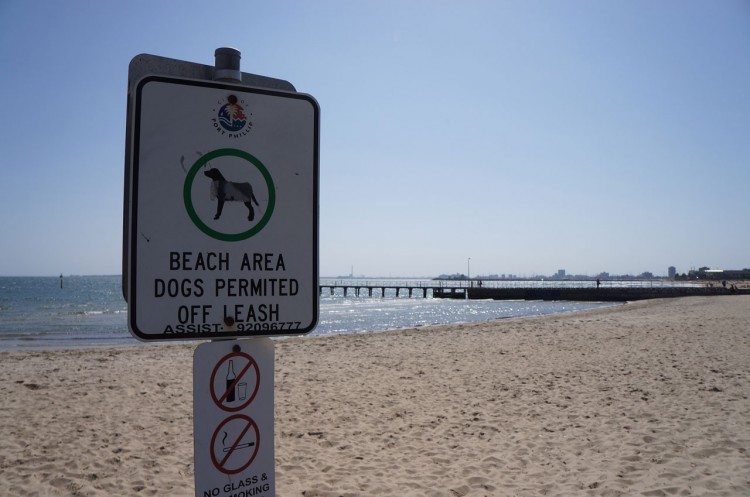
[212,95,252,138]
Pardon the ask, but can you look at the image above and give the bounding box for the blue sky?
[1,1,748,277]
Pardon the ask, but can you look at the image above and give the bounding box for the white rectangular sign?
[127,76,319,340]
[194,339,275,497]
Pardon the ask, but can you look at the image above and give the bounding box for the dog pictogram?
[204,168,261,221]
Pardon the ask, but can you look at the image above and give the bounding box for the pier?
[320,281,748,301]
[319,283,466,299]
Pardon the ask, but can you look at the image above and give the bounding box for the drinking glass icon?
[237,382,247,401]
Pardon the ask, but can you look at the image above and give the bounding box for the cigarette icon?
[223,442,255,452]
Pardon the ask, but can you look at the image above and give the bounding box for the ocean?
[0,275,620,351]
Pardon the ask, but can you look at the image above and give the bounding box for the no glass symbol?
[210,351,260,412]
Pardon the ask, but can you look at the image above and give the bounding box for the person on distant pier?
[596,278,601,289]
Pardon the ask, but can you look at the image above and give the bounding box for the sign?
[126,74,319,340]
[194,339,275,496]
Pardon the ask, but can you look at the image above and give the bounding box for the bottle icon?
[226,359,237,402]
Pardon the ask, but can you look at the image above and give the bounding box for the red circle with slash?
[210,414,260,474]
[210,351,260,412]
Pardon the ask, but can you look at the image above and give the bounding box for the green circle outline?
[183,148,275,242]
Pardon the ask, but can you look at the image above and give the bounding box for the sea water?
[0,275,618,351]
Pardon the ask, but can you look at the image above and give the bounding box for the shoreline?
[1,296,749,496]
[0,299,616,353]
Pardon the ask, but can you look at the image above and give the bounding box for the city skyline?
[327,263,748,280]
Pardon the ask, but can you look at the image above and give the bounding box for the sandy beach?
[1,295,749,496]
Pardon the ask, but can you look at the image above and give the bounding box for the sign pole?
[196,48,276,497]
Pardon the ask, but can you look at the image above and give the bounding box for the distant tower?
[668,266,676,279]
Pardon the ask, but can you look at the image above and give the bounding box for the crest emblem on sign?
[212,95,252,137]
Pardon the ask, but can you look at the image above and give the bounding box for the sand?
[1,296,749,496]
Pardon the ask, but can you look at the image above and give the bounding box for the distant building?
[668,266,676,279]
[685,268,750,280]
[556,269,566,279]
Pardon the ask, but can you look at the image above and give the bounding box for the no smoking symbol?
[210,414,260,474]
[210,351,260,412]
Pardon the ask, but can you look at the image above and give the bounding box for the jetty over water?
[319,283,463,299]
[320,280,749,301]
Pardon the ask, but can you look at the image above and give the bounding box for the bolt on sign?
[194,339,275,497]
[126,74,319,340]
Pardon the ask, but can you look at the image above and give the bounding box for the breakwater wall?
[434,286,749,302]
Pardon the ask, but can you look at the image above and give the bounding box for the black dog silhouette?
[203,168,260,221]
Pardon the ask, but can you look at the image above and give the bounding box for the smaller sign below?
[194,339,274,497]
